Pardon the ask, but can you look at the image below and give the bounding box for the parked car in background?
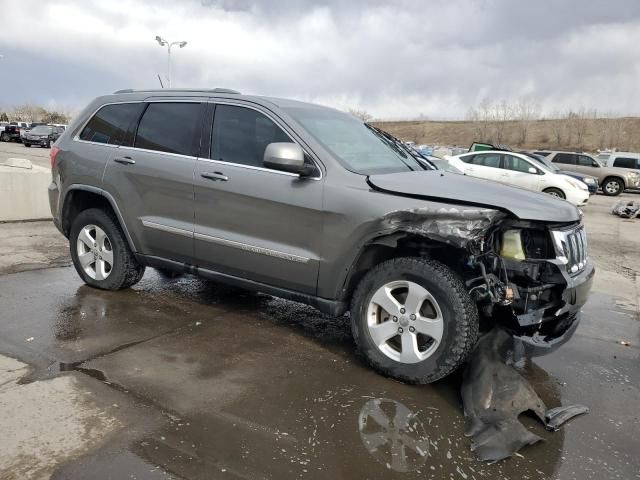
[447,150,590,206]
[539,151,640,196]
[604,152,640,172]
[20,122,47,140]
[0,122,27,142]
[48,88,593,384]
[22,125,63,148]
[524,152,599,194]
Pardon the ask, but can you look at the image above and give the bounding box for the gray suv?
[49,89,594,383]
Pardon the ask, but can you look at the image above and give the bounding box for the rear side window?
[552,153,575,165]
[211,105,293,167]
[135,102,201,156]
[613,157,639,169]
[79,103,144,145]
[469,153,501,168]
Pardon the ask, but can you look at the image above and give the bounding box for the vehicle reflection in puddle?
[358,398,430,472]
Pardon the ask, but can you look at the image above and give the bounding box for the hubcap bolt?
[398,327,404,333]
[393,316,398,322]
[409,326,415,333]
[400,308,406,314]
[410,314,416,320]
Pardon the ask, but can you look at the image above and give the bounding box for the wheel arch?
[61,185,138,252]
[339,232,467,305]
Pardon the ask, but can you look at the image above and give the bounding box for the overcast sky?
[0,0,639,119]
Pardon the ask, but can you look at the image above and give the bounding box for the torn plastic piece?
[611,200,640,219]
[381,207,506,249]
[545,405,589,431]
[461,328,588,462]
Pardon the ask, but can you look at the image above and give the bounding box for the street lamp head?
[155,36,167,46]
[178,41,188,48]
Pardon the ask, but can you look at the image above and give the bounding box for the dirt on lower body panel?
[461,328,588,462]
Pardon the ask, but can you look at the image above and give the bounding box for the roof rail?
[112,88,241,94]
[209,88,241,94]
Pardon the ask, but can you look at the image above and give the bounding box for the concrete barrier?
[0,159,52,221]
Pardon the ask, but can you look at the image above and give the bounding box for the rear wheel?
[0,133,7,142]
[350,257,479,384]
[543,187,565,199]
[24,143,31,147]
[602,177,623,196]
[70,208,145,290]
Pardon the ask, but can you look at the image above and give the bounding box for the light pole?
[155,36,187,88]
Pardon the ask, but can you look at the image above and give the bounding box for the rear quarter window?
[79,103,144,145]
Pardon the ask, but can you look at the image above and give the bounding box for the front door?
[500,154,542,191]
[193,103,324,295]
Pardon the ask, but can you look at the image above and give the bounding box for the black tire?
[46,141,51,148]
[543,187,565,199]
[24,143,31,147]
[602,177,624,196]
[0,133,7,142]
[69,208,145,290]
[350,257,479,384]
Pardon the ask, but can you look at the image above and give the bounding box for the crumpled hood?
[368,171,580,223]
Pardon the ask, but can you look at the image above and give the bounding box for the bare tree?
[348,108,373,123]
[513,97,539,146]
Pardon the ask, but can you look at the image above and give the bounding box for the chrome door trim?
[198,157,300,177]
[194,232,310,264]
[142,220,194,238]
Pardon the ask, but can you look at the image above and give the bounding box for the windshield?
[522,152,559,172]
[283,106,427,175]
[31,126,53,134]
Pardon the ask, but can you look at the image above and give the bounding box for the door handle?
[113,156,135,165]
[201,171,229,181]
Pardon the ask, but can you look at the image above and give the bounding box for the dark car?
[22,125,63,148]
[48,88,594,384]
[0,123,25,142]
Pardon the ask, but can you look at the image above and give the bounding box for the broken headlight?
[500,228,552,260]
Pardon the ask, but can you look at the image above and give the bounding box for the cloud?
[0,0,639,119]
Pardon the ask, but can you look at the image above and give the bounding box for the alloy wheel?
[605,180,620,194]
[366,280,444,364]
[76,224,114,280]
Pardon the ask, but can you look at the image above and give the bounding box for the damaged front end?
[464,217,594,354]
[381,205,594,352]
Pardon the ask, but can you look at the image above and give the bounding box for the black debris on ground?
[461,328,588,462]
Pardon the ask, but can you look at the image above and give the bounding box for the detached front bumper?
[514,261,595,356]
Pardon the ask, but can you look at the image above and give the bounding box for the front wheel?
[602,177,624,196]
[70,208,145,290]
[350,257,479,384]
[24,143,31,147]
[543,187,565,199]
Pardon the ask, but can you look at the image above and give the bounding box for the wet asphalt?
[0,266,638,480]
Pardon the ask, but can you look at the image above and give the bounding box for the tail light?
[50,146,60,169]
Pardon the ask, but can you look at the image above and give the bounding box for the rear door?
[192,102,324,294]
[102,100,204,263]
[550,152,577,172]
[460,152,505,182]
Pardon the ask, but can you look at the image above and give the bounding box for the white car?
[446,150,590,206]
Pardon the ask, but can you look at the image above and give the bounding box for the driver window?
[578,155,596,167]
[504,155,537,173]
[211,105,293,167]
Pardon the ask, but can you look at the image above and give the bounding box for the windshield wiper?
[365,124,432,171]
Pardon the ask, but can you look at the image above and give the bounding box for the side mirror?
[264,142,312,176]
[528,167,538,174]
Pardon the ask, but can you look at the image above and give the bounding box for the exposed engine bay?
[380,206,594,348]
